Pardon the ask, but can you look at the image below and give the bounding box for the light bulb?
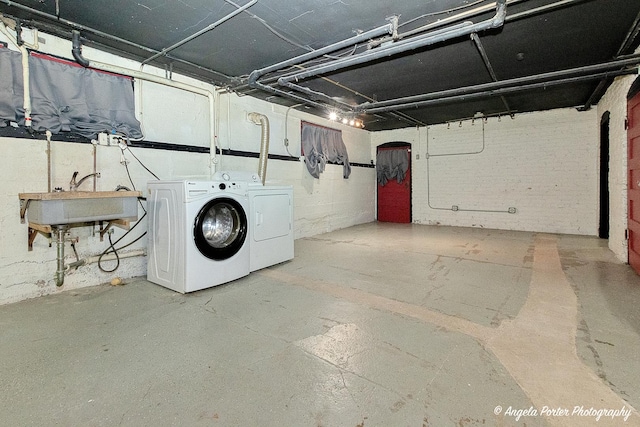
[329,112,338,121]
[342,118,348,124]
[349,119,355,126]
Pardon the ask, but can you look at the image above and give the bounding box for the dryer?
[213,171,294,272]
[147,180,250,293]
[247,185,294,272]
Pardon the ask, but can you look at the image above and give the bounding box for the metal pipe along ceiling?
[359,55,640,114]
[248,0,506,116]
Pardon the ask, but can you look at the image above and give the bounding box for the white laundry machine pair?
[147,173,294,293]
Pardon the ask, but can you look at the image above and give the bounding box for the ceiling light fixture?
[327,111,365,129]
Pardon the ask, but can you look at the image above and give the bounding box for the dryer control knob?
[219,183,226,190]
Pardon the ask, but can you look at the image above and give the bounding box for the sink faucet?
[69,171,101,191]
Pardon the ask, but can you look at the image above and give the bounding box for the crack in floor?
[257,235,639,425]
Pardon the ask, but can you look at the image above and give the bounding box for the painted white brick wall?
[372,108,600,235]
[598,74,637,263]
[0,31,375,304]
[217,94,375,240]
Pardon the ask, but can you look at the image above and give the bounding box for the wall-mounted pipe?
[71,30,89,67]
[0,19,35,127]
[54,226,67,286]
[66,249,145,270]
[70,33,218,177]
[248,112,270,185]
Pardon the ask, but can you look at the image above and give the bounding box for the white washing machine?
[147,180,250,293]
[214,171,294,271]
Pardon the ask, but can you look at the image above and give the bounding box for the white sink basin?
[19,191,141,225]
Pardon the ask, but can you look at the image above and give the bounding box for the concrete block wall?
[372,108,600,235]
[598,74,637,263]
[0,30,374,305]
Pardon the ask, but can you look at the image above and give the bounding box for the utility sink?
[19,191,142,226]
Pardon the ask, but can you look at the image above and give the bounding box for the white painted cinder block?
[372,108,600,236]
[0,30,375,304]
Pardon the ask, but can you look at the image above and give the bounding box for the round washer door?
[193,197,247,260]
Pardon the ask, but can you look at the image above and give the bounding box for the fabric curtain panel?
[0,48,142,139]
[0,48,23,127]
[301,121,351,179]
[376,148,409,186]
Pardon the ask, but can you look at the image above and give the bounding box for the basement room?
[1,0,640,425]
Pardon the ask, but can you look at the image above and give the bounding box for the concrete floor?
[1,223,639,426]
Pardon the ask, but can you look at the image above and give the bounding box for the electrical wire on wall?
[425,117,517,214]
[96,141,160,273]
[284,103,304,157]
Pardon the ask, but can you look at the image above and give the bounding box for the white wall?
[216,93,375,239]
[372,108,600,235]
[0,29,374,305]
[598,73,638,263]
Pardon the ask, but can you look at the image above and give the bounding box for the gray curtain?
[376,148,409,186]
[301,121,351,179]
[0,48,23,127]
[0,48,142,139]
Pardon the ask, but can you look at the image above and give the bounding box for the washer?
[214,171,294,271]
[147,180,250,293]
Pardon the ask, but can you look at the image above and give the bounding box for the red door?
[377,144,411,223]
[628,90,640,273]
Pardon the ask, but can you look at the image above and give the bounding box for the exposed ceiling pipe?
[278,21,476,111]
[470,32,512,115]
[245,22,395,112]
[141,0,257,65]
[356,55,640,112]
[370,0,527,48]
[358,55,640,113]
[248,23,394,87]
[362,68,638,114]
[582,7,640,110]
[277,0,506,109]
[617,9,640,57]
[505,0,593,23]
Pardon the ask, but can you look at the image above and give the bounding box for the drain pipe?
[66,249,146,270]
[0,19,36,128]
[54,226,68,286]
[248,112,270,185]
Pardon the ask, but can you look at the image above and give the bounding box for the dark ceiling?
[1,0,640,131]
